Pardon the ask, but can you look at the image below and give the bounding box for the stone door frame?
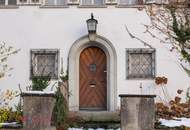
[68,35,117,111]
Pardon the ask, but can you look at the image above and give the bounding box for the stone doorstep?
[68,111,120,123]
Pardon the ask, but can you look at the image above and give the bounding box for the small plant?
[31,76,51,91]
[14,101,23,124]
[52,87,68,130]
[155,76,168,85]
[60,70,68,82]
[0,107,22,124]
[156,90,190,120]
[60,58,68,82]
[155,76,171,103]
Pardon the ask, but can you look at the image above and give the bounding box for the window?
[119,0,143,5]
[30,49,59,79]
[126,48,156,79]
[145,0,168,4]
[8,0,16,4]
[18,0,40,5]
[45,0,67,5]
[0,0,5,5]
[0,0,17,5]
[81,0,104,6]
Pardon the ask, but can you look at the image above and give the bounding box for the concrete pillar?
[21,92,55,130]
[119,94,156,130]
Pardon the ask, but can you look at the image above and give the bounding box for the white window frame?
[30,49,59,79]
[80,0,105,6]
[118,0,143,5]
[126,48,156,79]
[43,0,67,6]
[17,0,41,5]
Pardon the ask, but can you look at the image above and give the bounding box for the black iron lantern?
[86,13,98,33]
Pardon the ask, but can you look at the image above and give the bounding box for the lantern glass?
[87,21,96,32]
[86,13,98,33]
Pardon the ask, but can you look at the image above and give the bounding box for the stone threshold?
[68,111,120,123]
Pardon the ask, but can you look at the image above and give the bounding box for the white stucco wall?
[0,6,189,108]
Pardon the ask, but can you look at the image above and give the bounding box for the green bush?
[52,87,68,130]
[0,107,22,124]
[31,76,51,91]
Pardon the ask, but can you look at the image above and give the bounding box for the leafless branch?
[125,25,153,48]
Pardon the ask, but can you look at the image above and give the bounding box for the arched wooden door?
[79,46,107,110]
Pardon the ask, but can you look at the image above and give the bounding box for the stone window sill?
[0,5,19,9]
[126,75,155,80]
[67,2,79,5]
[116,4,144,8]
[18,3,42,5]
[78,5,107,8]
[105,2,117,5]
[40,5,69,8]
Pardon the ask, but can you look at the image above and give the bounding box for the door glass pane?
[0,0,5,5]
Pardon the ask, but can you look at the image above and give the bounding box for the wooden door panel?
[79,46,107,110]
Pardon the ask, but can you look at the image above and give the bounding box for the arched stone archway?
[68,35,117,111]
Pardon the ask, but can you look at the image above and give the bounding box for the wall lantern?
[86,13,98,41]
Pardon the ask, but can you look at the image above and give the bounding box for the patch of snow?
[159,118,190,127]
[22,90,55,94]
[43,81,58,92]
[68,128,121,130]
[68,128,83,130]
[0,122,17,125]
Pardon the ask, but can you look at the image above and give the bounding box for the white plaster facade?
[0,5,189,111]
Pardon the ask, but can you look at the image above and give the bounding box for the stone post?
[21,92,55,130]
[119,94,156,130]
